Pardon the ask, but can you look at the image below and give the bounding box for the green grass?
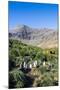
[9,39,58,88]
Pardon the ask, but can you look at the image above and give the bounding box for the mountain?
[9,25,58,49]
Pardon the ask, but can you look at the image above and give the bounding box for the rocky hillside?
[9,25,58,48]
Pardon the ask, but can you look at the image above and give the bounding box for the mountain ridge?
[9,25,58,49]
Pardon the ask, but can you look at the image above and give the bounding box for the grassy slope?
[9,39,58,88]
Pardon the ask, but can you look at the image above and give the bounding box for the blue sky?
[8,1,58,30]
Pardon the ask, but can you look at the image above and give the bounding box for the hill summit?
[9,25,58,48]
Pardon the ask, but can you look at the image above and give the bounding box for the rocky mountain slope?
[9,25,58,48]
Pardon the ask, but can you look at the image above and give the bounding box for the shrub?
[9,70,26,88]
